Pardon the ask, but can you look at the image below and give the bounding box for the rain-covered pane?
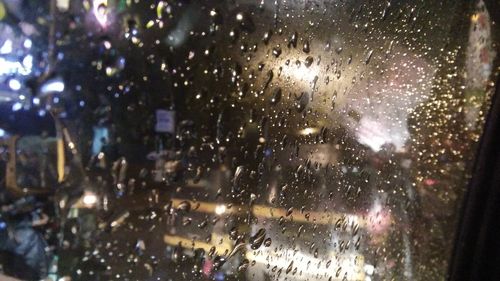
[0,0,498,280]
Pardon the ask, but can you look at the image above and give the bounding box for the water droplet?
[353,223,359,236]
[270,88,282,105]
[229,227,239,240]
[198,219,208,229]
[262,30,272,44]
[355,236,361,250]
[172,245,183,263]
[288,31,298,48]
[286,260,294,274]
[264,237,272,247]
[238,259,250,272]
[264,70,274,88]
[227,239,246,259]
[304,56,314,68]
[297,225,304,237]
[182,217,192,226]
[249,228,266,250]
[294,92,309,113]
[176,201,191,212]
[364,49,374,64]
[213,255,226,271]
[336,266,342,277]
[208,246,216,258]
[272,46,282,57]
[232,166,245,190]
[303,40,310,53]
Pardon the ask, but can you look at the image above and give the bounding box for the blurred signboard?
[155,109,175,133]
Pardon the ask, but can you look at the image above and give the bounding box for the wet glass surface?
[0,0,498,280]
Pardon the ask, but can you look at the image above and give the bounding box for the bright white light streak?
[41,80,65,94]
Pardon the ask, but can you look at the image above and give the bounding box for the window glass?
[0,0,498,280]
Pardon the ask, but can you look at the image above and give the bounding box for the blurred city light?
[22,55,33,69]
[0,57,32,76]
[299,127,319,135]
[247,250,364,279]
[0,39,12,54]
[23,39,32,49]
[367,200,391,234]
[93,0,108,28]
[364,264,375,275]
[11,102,22,111]
[56,0,70,12]
[286,63,319,86]
[215,204,226,215]
[41,79,65,94]
[83,192,98,207]
[8,79,21,91]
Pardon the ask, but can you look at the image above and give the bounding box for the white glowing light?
[8,79,21,91]
[0,39,12,54]
[215,205,226,215]
[103,40,111,49]
[286,64,318,86]
[56,0,70,11]
[0,129,5,138]
[12,102,22,111]
[41,79,65,94]
[0,57,32,76]
[355,118,388,152]
[93,0,108,27]
[22,55,33,68]
[364,264,375,276]
[23,39,32,49]
[299,127,319,135]
[83,192,98,206]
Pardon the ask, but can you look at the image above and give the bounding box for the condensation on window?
[0,0,498,281]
